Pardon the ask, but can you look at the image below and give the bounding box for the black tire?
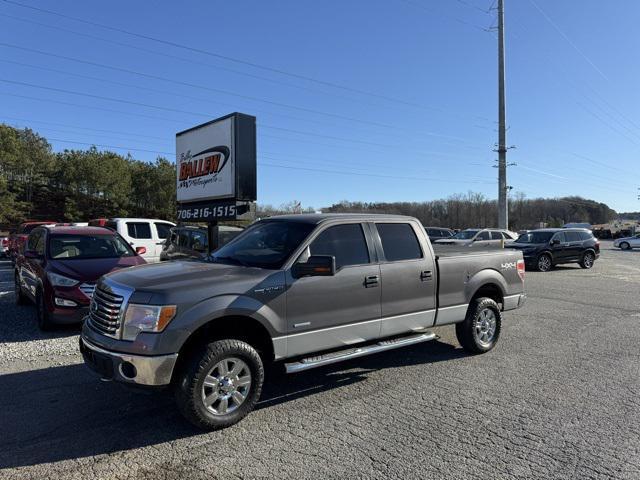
[580,251,596,269]
[620,242,631,251]
[456,297,502,354]
[14,272,28,305]
[36,288,54,331]
[536,253,553,272]
[174,339,264,430]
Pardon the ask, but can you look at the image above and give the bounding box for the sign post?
[176,112,256,253]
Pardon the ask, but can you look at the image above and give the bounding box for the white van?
[90,218,176,263]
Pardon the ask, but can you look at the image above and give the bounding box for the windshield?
[48,234,135,259]
[210,221,315,269]
[516,232,554,244]
[452,230,479,240]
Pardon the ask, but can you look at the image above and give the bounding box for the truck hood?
[103,260,271,294]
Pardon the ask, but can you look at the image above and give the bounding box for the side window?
[126,222,152,239]
[477,231,490,240]
[190,230,208,252]
[565,231,581,242]
[155,223,172,240]
[27,231,40,251]
[34,231,45,255]
[490,231,503,240]
[578,231,592,241]
[377,223,423,262]
[309,224,370,269]
[168,229,178,245]
[552,232,566,243]
[178,230,190,248]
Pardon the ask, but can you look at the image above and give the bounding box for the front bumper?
[80,336,178,387]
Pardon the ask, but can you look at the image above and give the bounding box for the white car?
[433,228,518,248]
[97,218,176,262]
[613,233,640,250]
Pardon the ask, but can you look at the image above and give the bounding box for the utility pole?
[497,0,508,229]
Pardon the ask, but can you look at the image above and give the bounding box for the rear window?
[377,223,423,262]
[126,222,152,239]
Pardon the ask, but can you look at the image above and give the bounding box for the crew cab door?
[285,222,381,357]
[371,222,437,336]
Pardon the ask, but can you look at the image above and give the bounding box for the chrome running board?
[284,331,437,374]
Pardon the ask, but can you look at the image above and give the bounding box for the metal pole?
[497,0,508,229]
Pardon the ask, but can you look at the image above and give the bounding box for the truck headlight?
[47,272,79,287]
[122,304,177,340]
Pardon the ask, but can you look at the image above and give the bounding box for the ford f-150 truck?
[80,214,526,430]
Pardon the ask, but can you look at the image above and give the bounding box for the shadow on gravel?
[0,339,465,469]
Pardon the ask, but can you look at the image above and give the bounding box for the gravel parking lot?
[1,242,639,479]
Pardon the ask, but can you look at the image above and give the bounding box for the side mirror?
[550,239,560,245]
[24,250,41,259]
[292,255,336,278]
[135,246,147,255]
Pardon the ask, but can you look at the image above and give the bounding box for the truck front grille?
[88,285,124,337]
[79,282,96,299]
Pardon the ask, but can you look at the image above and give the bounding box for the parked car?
[7,220,56,261]
[160,225,244,262]
[433,228,518,247]
[89,218,176,263]
[506,228,599,272]
[1,236,9,257]
[613,233,640,250]
[14,226,146,330]
[424,226,454,241]
[80,213,525,430]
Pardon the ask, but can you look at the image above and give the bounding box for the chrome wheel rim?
[538,255,551,271]
[201,357,251,416]
[475,308,497,347]
[584,253,594,268]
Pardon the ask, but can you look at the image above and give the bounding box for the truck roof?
[263,213,416,224]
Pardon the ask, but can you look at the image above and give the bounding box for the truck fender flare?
[464,269,507,305]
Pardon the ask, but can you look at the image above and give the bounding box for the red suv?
[14,226,147,329]
[8,221,56,261]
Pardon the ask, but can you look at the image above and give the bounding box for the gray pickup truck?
[80,214,526,430]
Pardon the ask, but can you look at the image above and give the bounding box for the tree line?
[0,124,176,226]
[1,124,618,230]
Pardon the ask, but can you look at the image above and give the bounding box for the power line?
[0,0,492,120]
[395,0,490,32]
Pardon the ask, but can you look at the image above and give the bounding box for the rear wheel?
[174,339,264,430]
[536,253,552,272]
[456,297,502,354]
[620,242,631,250]
[36,289,54,331]
[580,251,595,269]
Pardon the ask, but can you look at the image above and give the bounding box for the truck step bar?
[284,331,438,374]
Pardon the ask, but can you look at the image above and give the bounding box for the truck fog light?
[55,297,78,307]
[119,361,137,379]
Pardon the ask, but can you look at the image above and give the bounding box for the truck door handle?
[364,275,379,287]
[420,270,433,281]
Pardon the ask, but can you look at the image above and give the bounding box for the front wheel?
[174,339,264,430]
[536,253,553,272]
[580,251,595,269]
[456,297,502,354]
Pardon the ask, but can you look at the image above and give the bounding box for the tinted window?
[426,228,440,238]
[27,231,41,251]
[490,231,503,240]
[155,223,172,240]
[127,222,152,239]
[377,223,423,262]
[578,231,593,241]
[516,232,554,244]
[453,230,479,240]
[552,232,566,243]
[219,229,242,247]
[178,230,190,247]
[310,224,370,269]
[565,231,582,242]
[190,230,208,252]
[477,231,490,240]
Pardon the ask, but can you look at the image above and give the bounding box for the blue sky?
[1,0,639,212]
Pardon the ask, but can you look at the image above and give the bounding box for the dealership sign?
[176,113,256,207]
